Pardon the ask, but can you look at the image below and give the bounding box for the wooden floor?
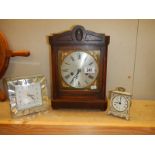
[0,99,155,134]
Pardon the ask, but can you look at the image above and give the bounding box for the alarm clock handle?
[116,87,126,92]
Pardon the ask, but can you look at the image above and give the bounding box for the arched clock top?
[49,25,110,45]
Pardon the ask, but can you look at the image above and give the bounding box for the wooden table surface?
[0,99,155,134]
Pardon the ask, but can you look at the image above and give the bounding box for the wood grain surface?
[0,99,155,134]
[49,25,110,110]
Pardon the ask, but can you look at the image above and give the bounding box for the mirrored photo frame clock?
[5,75,49,117]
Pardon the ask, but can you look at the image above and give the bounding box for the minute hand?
[70,69,81,83]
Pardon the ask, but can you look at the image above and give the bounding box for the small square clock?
[108,90,132,120]
[5,75,49,117]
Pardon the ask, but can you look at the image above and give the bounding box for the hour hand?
[70,69,81,83]
[27,94,35,100]
[70,77,74,84]
[70,76,77,84]
[75,69,81,77]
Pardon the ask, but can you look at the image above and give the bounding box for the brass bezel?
[108,91,132,120]
[58,49,100,90]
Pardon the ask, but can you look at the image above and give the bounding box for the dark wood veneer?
[49,25,110,110]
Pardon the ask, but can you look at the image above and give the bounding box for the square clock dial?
[15,82,42,110]
[6,75,49,117]
[59,49,100,90]
[49,25,110,110]
[108,91,132,120]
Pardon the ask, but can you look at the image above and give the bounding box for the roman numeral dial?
[61,51,99,89]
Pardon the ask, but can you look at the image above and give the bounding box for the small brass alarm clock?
[108,88,132,120]
[49,25,110,110]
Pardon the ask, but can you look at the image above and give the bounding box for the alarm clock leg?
[125,115,129,120]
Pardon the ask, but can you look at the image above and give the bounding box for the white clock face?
[15,82,42,110]
[112,95,128,112]
[61,51,99,89]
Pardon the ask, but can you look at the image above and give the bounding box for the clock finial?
[72,25,86,41]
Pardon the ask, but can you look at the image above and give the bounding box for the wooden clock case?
[49,25,110,110]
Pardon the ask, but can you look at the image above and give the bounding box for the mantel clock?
[49,25,110,110]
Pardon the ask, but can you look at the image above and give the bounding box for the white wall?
[133,20,155,99]
[0,19,154,100]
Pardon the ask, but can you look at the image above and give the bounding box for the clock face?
[112,95,128,112]
[15,82,42,110]
[6,75,49,117]
[60,51,99,89]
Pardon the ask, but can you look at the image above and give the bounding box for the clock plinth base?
[51,100,107,111]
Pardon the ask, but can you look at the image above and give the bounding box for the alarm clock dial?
[60,51,99,89]
[112,95,128,112]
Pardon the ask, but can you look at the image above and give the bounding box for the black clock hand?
[70,77,75,84]
[27,94,35,100]
[75,69,81,78]
[119,96,122,104]
[70,72,78,84]
[70,69,81,83]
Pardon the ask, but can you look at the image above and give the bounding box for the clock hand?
[27,94,35,100]
[114,101,119,103]
[75,69,81,78]
[119,96,122,104]
[70,77,75,84]
[70,69,81,83]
